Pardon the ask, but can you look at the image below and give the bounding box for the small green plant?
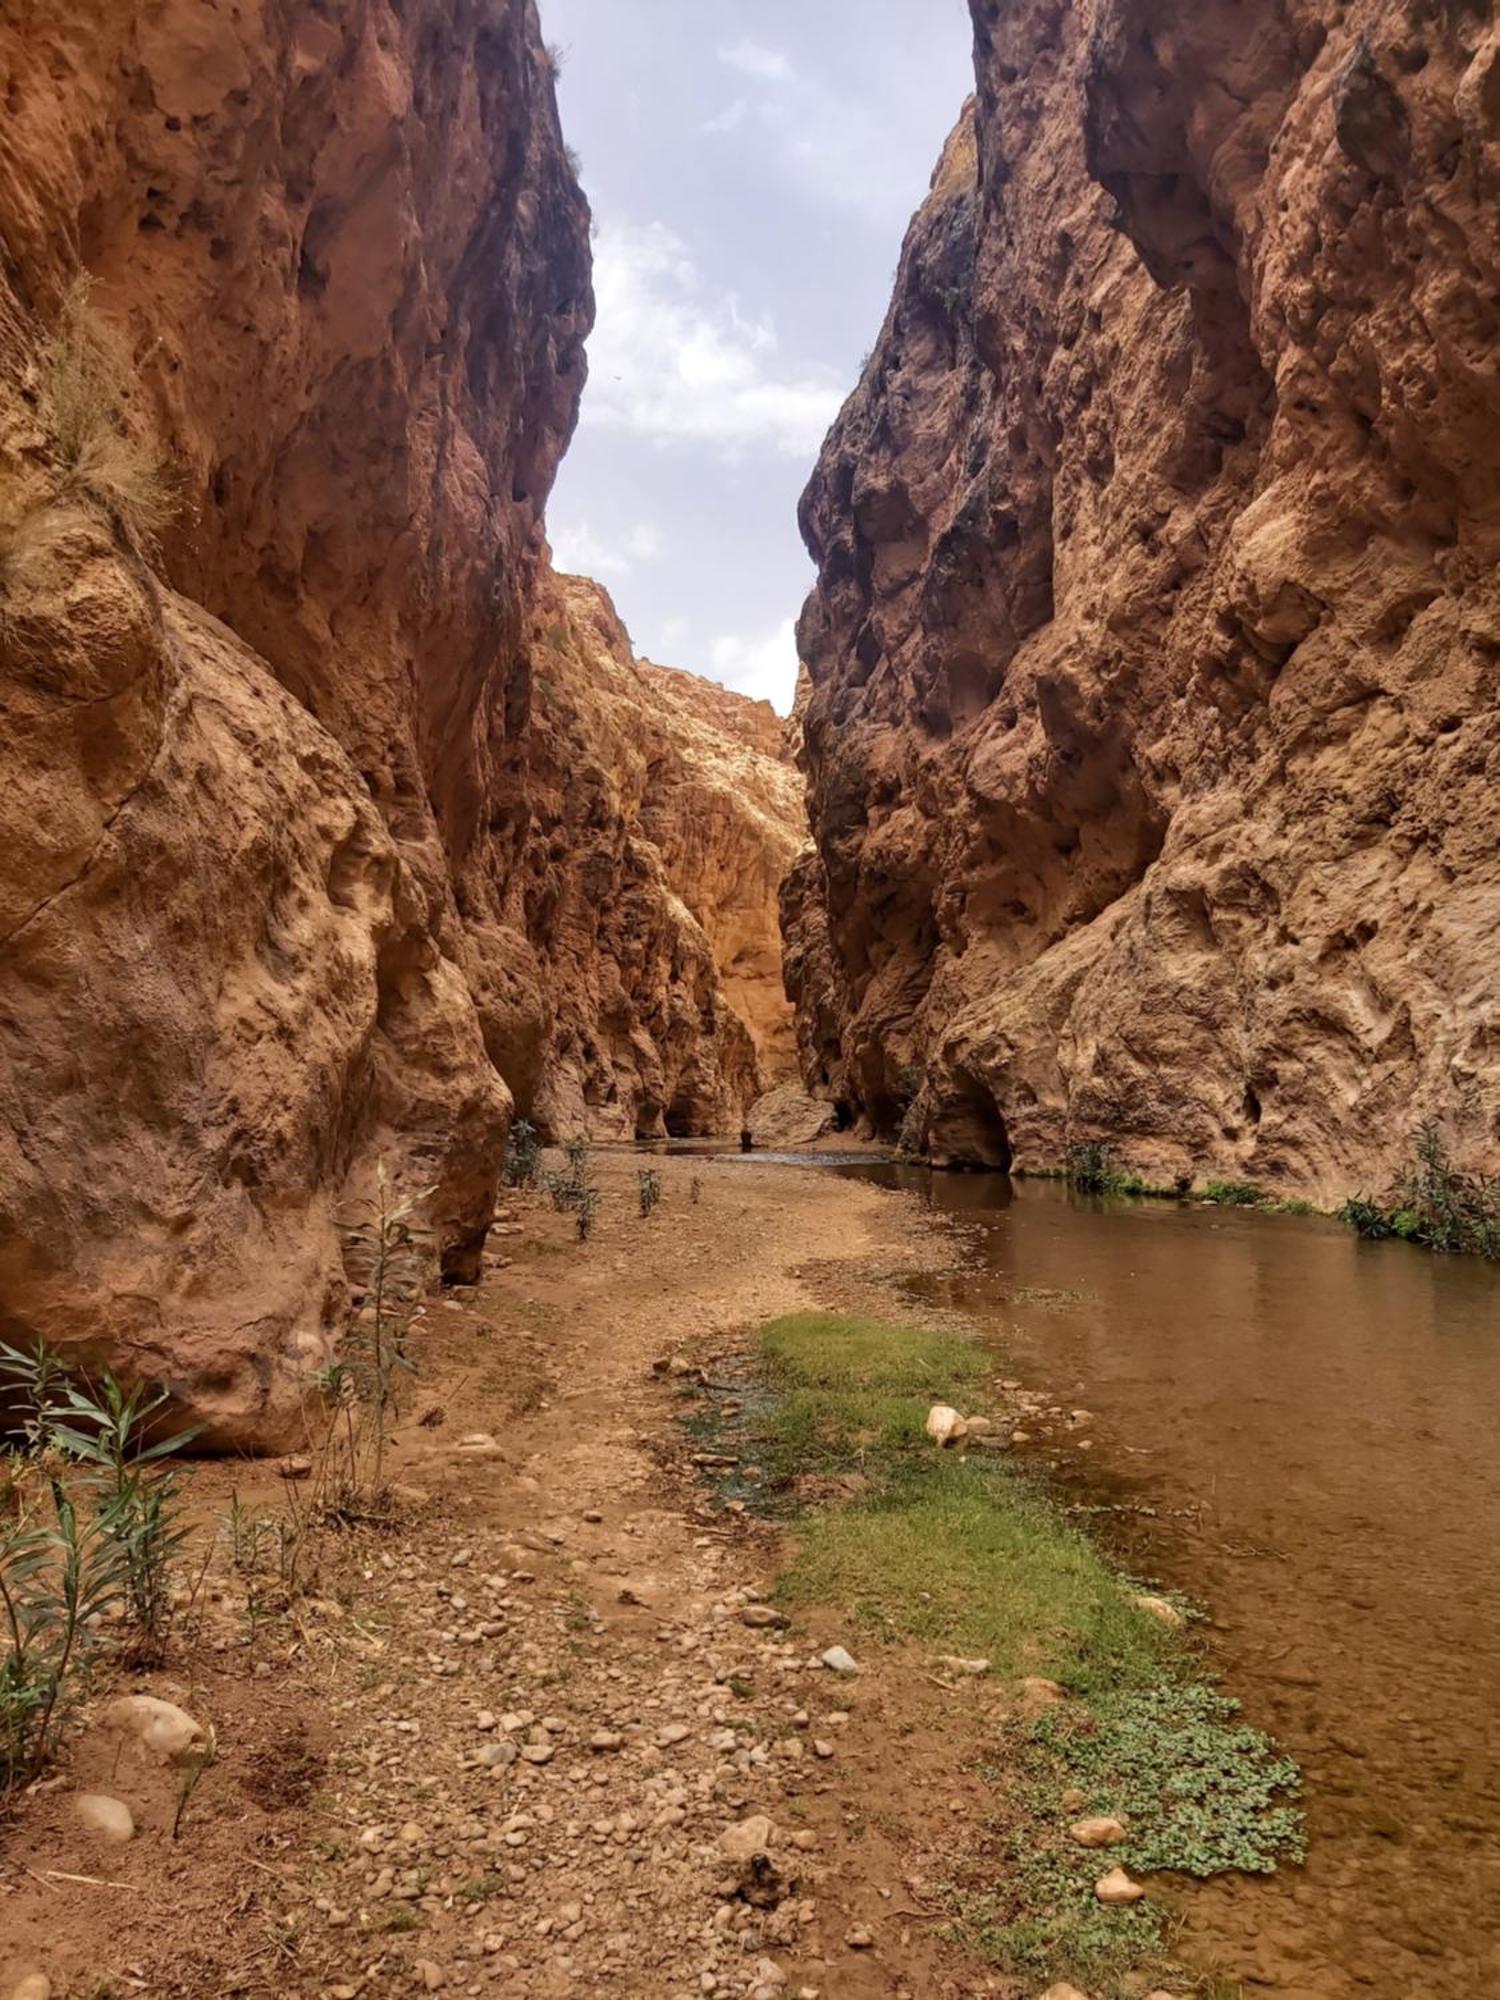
[171,1724,218,1841]
[690,1176,703,1205]
[1,1346,198,1666]
[0,1479,120,1789]
[1062,1142,1166,1198]
[1341,1121,1499,1258]
[332,1167,433,1510]
[576,1181,599,1242]
[541,1136,599,1240]
[502,1118,542,1189]
[1201,1179,1267,1207]
[637,1169,662,1218]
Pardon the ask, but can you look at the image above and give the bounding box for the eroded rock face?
[790,2,1500,1199]
[0,5,796,1445]
[518,575,802,1140]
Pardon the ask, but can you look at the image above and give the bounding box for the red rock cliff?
[0,3,796,1445]
[789,1,1500,1199]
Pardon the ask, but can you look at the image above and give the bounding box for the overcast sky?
[537,1,975,712]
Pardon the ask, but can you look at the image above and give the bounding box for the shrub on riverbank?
[735,1311,1304,1990]
[1340,1122,1499,1258]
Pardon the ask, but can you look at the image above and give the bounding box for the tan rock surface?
[0,4,799,1441]
[519,573,801,1139]
[788,3,1500,1200]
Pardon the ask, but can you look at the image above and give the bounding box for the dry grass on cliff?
[37,276,174,552]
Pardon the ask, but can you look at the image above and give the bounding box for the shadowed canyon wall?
[787,0,1500,1200]
[0,2,796,1444]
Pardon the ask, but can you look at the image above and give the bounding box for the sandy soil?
[0,1151,1054,2000]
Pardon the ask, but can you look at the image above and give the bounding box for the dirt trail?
[0,1152,1037,2000]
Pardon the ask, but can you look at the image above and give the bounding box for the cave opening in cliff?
[929,1071,1013,1173]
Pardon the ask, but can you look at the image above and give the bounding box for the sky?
[537,1,976,712]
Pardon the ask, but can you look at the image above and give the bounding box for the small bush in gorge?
[1062,1141,1165,1198]
[0,1344,199,1785]
[1341,1121,1500,1258]
[637,1168,662,1218]
[0,1480,118,1790]
[502,1118,542,1189]
[1202,1178,1267,1207]
[576,1181,600,1242]
[330,1167,433,1512]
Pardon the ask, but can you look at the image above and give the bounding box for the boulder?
[99,1694,207,1766]
[73,1793,135,1843]
[924,1405,968,1447]
[1094,1866,1146,1906]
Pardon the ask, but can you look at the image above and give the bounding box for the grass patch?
[738,1312,1302,1993]
[1199,1179,1267,1207]
[780,1454,1172,1695]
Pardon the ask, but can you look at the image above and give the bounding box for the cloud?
[550,515,664,579]
[584,219,844,458]
[708,617,800,713]
[718,38,795,84]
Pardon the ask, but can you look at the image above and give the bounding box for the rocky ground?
[0,1151,1155,2000]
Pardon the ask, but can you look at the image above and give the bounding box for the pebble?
[741,1605,788,1629]
[1069,1815,1127,1848]
[820,1646,859,1675]
[414,1960,446,1990]
[843,1924,874,1949]
[590,1729,624,1752]
[936,1654,990,1676]
[520,1742,555,1765]
[73,1792,135,1843]
[1094,1865,1146,1905]
[476,1742,517,1769]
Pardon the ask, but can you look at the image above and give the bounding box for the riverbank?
[2,1149,1256,2000]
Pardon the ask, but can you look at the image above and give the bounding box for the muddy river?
[830,1167,1500,1998]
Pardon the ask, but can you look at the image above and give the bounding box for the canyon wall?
[0,2,793,1445]
[519,574,801,1140]
[789,0,1500,1200]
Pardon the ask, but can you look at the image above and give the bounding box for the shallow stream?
[826,1166,1500,1997]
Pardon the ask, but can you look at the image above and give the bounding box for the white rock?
[924,1404,968,1447]
[843,1924,874,1949]
[820,1645,860,1675]
[1133,1593,1185,1629]
[1069,1815,1127,1848]
[1094,1865,1146,1905]
[936,1654,991,1676]
[99,1694,207,1766]
[73,1793,135,1843]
